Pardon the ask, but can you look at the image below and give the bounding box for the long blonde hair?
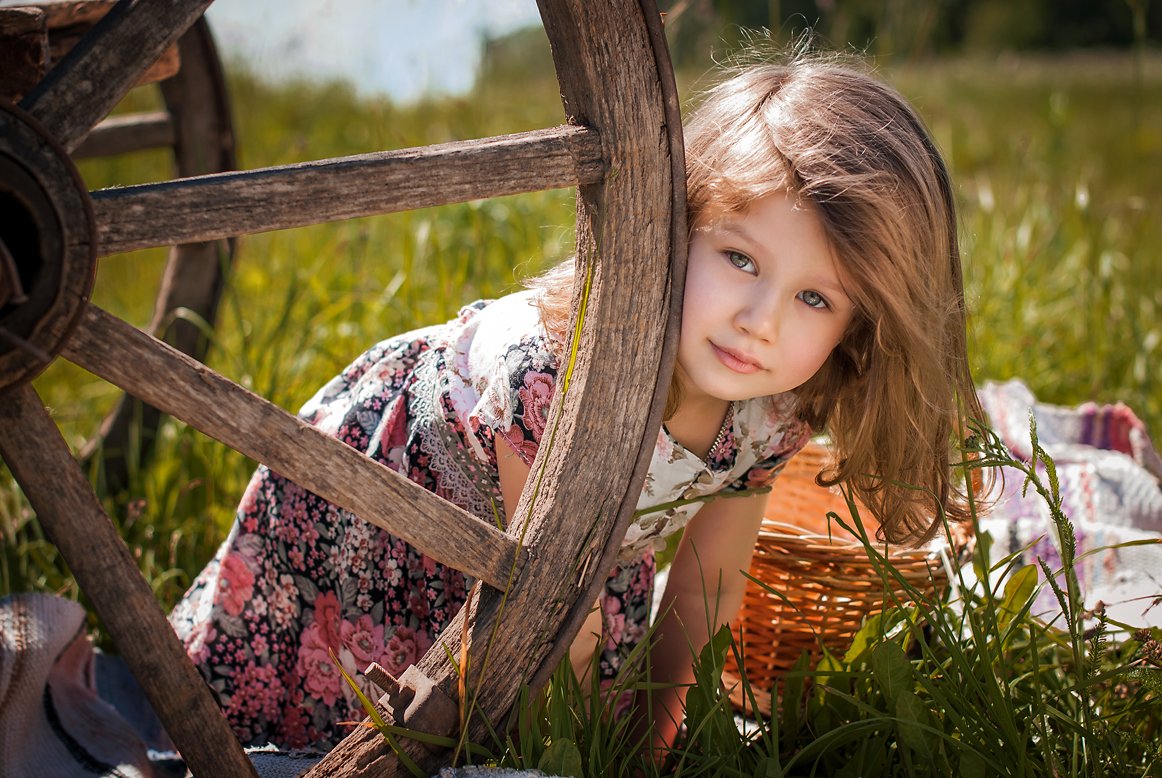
[533,56,986,545]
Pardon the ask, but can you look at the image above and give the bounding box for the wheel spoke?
[61,303,523,590]
[0,384,258,778]
[72,111,175,158]
[92,125,603,255]
[20,0,213,152]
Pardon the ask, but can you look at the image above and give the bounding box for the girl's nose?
[734,292,779,341]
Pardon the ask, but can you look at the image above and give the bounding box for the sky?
[204,0,543,102]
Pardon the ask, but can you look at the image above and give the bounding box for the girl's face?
[678,191,855,408]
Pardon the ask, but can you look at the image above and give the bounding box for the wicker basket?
[722,440,955,718]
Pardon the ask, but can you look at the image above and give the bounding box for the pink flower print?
[503,424,539,464]
[278,701,311,749]
[382,627,432,676]
[744,466,779,490]
[288,546,305,570]
[407,591,430,622]
[312,590,343,649]
[602,597,626,650]
[297,642,343,707]
[227,661,284,723]
[218,553,255,617]
[517,371,554,443]
[239,479,260,530]
[380,395,408,452]
[655,428,676,463]
[599,679,637,720]
[341,616,385,668]
[185,621,217,665]
[266,578,297,631]
[298,620,344,706]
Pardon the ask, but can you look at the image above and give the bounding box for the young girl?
[170,56,985,752]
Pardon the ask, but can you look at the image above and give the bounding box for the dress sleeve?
[722,419,812,493]
[469,332,560,468]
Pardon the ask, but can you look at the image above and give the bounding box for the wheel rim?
[0,100,96,390]
[0,1,685,775]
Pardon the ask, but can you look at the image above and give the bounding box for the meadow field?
[2,43,1160,774]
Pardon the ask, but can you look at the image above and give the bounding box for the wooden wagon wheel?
[1,0,237,493]
[0,1,686,776]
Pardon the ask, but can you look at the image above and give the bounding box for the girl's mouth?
[712,343,761,374]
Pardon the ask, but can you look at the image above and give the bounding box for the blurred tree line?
[660,0,1158,64]
[480,1,1158,88]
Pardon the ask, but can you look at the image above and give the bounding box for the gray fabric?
[0,592,156,777]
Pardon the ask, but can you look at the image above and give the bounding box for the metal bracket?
[364,662,459,750]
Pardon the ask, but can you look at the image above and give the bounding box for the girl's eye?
[798,290,829,310]
[725,251,756,274]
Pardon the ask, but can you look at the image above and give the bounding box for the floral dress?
[169,290,811,749]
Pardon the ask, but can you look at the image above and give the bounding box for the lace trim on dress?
[409,352,503,523]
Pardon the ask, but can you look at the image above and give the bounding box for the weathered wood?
[22,0,117,28]
[91,125,604,255]
[310,0,684,773]
[71,110,174,157]
[0,1,179,102]
[20,0,211,152]
[0,384,258,778]
[47,27,180,86]
[61,303,524,591]
[0,8,47,101]
[528,0,689,692]
[0,100,96,391]
[0,5,46,33]
[82,17,236,493]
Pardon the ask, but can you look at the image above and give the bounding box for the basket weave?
[722,441,953,718]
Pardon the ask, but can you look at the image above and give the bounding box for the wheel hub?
[0,100,96,390]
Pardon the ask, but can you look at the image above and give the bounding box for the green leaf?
[870,641,913,708]
[895,690,939,762]
[699,622,734,676]
[844,611,884,664]
[1131,667,1162,694]
[958,749,987,778]
[998,564,1037,633]
[812,647,843,705]
[538,737,583,778]
[753,755,784,778]
[973,531,995,581]
[780,651,809,753]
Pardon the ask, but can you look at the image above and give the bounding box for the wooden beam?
[20,0,212,152]
[61,304,524,591]
[92,125,603,255]
[0,384,258,778]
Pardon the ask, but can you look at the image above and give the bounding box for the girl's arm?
[496,436,533,519]
[643,490,766,756]
[499,435,766,756]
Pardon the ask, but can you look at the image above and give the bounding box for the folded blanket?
[978,379,1162,626]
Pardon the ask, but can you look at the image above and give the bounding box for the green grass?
[349,426,1162,776]
[2,47,1161,774]
[889,53,1162,431]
